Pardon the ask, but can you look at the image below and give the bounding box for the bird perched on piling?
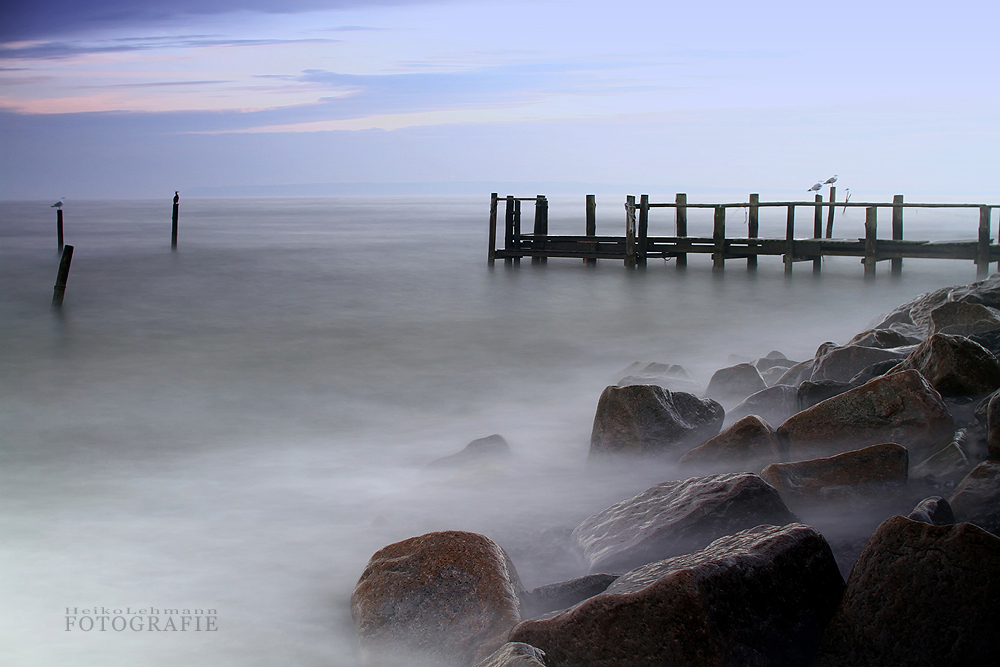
[51,197,64,208]
[824,174,838,184]
[808,182,822,192]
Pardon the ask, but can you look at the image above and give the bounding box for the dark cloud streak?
[0,36,340,60]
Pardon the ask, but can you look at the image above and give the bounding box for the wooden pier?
[487,193,1000,278]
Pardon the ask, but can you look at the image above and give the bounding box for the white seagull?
[824,174,839,185]
[808,182,823,192]
[51,197,64,208]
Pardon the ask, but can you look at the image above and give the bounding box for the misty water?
[0,195,987,665]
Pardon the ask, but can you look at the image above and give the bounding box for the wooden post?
[171,192,179,249]
[978,206,992,278]
[713,206,726,271]
[585,194,597,266]
[892,195,904,276]
[504,196,514,266]
[625,195,637,269]
[748,193,759,270]
[675,193,687,268]
[784,204,795,274]
[825,186,836,238]
[487,192,498,266]
[513,199,521,265]
[56,209,64,252]
[532,195,547,265]
[813,194,823,273]
[864,206,878,279]
[51,245,74,308]
[638,194,649,268]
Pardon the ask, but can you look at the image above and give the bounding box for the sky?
[1,0,998,199]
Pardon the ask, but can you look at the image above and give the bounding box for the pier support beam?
[638,194,649,268]
[979,206,992,278]
[513,199,521,265]
[825,186,836,238]
[56,209,64,252]
[864,207,878,279]
[625,195,637,269]
[675,193,687,268]
[813,194,823,273]
[488,192,498,266]
[532,195,547,265]
[504,196,514,266]
[748,194,759,270]
[892,195,904,276]
[784,205,795,274]
[713,206,726,271]
[585,194,597,266]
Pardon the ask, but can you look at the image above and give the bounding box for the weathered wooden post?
[713,206,726,271]
[748,193,759,270]
[892,195,904,276]
[675,193,688,268]
[784,204,795,274]
[513,199,521,265]
[532,195,547,265]
[171,191,179,249]
[488,192,498,266]
[864,206,878,279]
[585,194,597,266]
[56,208,64,252]
[638,194,649,268]
[979,206,992,278]
[826,186,836,238]
[51,245,74,308]
[504,196,514,266]
[625,195,637,269]
[813,194,823,273]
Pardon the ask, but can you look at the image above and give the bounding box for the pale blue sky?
[1,0,997,199]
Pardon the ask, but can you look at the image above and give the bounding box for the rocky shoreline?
[350,274,1000,667]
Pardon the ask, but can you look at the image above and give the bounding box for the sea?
[0,194,988,665]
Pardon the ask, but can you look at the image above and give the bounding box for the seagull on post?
[51,197,64,208]
[808,182,823,193]
[824,174,838,185]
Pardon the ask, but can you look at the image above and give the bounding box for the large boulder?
[949,460,1000,536]
[678,415,781,471]
[727,385,798,427]
[906,496,955,526]
[753,352,796,374]
[877,273,1000,331]
[510,523,844,667]
[810,344,913,384]
[615,362,706,395]
[571,472,795,573]
[846,359,902,388]
[472,643,547,667]
[894,333,1000,397]
[776,370,954,460]
[970,328,1000,358]
[760,443,908,502]
[987,391,1000,458]
[774,359,814,388]
[705,363,767,402]
[848,328,920,348]
[796,380,851,411]
[929,300,1000,336]
[589,385,724,459]
[909,431,975,484]
[427,434,512,469]
[521,574,619,618]
[351,531,524,666]
[813,515,1000,666]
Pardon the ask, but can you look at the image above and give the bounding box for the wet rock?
[969,328,1000,358]
[727,385,798,427]
[810,344,913,384]
[427,434,512,469]
[895,333,1000,397]
[589,385,724,459]
[616,362,706,395]
[929,300,1000,336]
[848,328,921,348]
[351,530,524,666]
[847,359,902,388]
[882,273,1000,331]
[759,365,789,387]
[754,354,796,374]
[679,415,781,471]
[511,523,844,667]
[906,496,955,525]
[773,359,815,387]
[572,472,795,573]
[472,643,547,667]
[521,574,619,618]
[910,432,974,484]
[797,380,851,411]
[705,363,767,402]
[949,460,1000,536]
[988,391,1000,458]
[776,370,954,460]
[760,443,908,501]
[813,515,1000,667]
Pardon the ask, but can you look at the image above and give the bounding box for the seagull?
[51,197,64,208]
[808,182,823,192]
[824,174,838,185]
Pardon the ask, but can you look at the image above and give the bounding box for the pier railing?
[487,192,1000,278]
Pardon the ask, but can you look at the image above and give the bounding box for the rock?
[969,328,1000,358]
[929,300,1000,336]
[906,496,955,525]
[949,460,1000,536]
[988,392,1000,458]
[727,385,798,427]
[797,380,851,411]
[351,531,524,666]
[616,363,706,395]
[472,643,547,667]
[760,443,908,501]
[809,344,913,384]
[848,328,921,348]
[895,333,1000,397]
[521,574,620,618]
[754,355,796,374]
[776,370,954,460]
[759,365,789,387]
[773,359,815,387]
[880,273,1000,331]
[589,385,724,459]
[813,515,1000,667]
[705,363,767,402]
[678,415,781,471]
[909,432,974,484]
[511,523,844,667]
[847,359,902,388]
[427,434,512,469]
[572,472,795,573]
